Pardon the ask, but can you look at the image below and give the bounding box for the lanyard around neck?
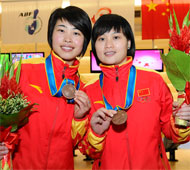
[99,65,136,111]
[45,54,80,100]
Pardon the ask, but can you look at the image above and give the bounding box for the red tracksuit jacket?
[13,51,87,169]
[78,57,190,170]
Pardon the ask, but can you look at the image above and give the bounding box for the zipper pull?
[115,67,119,82]
[62,66,67,79]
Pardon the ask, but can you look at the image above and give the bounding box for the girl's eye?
[98,37,105,41]
[58,29,64,33]
[74,32,80,36]
[114,36,120,40]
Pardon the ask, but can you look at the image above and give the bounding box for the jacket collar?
[100,57,133,81]
[51,50,79,80]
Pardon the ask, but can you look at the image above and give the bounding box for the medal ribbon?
[99,65,136,111]
[45,54,80,103]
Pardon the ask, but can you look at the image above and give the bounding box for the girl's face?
[95,28,131,65]
[52,19,84,65]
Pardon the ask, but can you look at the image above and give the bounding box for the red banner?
[142,0,190,40]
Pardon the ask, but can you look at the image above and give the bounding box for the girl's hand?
[91,108,117,135]
[0,143,8,160]
[74,90,91,119]
[174,101,190,126]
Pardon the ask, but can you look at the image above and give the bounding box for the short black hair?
[91,14,135,65]
[48,6,92,57]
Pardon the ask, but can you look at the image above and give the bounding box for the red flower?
[0,75,22,99]
[169,26,190,53]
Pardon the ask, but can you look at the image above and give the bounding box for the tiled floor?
[167,149,190,170]
[179,142,190,149]
[74,150,92,170]
[74,149,190,170]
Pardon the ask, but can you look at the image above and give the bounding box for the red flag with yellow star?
[142,0,190,40]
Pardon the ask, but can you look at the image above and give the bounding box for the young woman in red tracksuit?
[0,6,91,169]
[78,14,190,170]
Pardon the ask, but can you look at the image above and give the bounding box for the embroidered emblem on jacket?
[137,88,150,103]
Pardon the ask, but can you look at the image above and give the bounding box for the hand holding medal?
[74,90,91,119]
[91,108,117,135]
[112,110,128,125]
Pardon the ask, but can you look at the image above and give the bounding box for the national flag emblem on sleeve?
[142,0,190,40]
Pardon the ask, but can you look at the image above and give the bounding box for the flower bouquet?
[0,56,36,170]
[161,9,190,127]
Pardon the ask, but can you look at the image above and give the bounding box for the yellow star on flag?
[146,1,158,11]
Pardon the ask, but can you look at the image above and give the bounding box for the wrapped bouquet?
[0,56,36,170]
[161,9,190,127]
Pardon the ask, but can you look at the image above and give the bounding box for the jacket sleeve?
[78,126,106,159]
[71,116,88,147]
[169,115,190,143]
[71,81,89,147]
[77,89,107,159]
[160,79,190,143]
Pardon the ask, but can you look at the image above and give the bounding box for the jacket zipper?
[62,66,67,79]
[115,66,119,82]
[44,105,59,169]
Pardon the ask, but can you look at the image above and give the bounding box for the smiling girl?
[0,6,91,170]
[78,14,190,170]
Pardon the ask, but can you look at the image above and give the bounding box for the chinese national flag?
[142,0,190,40]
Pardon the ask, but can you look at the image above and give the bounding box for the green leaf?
[182,10,190,28]
[11,124,18,132]
[16,57,22,83]
[161,49,190,91]
[188,20,190,26]
[10,53,13,63]
[0,57,4,80]
[0,103,37,132]
[0,57,6,80]
[9,63,15,80]
[173,8,180,35]
[168,12,173,31]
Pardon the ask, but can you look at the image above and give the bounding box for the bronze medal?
[112,110,127,125]
[62,84,76,99]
